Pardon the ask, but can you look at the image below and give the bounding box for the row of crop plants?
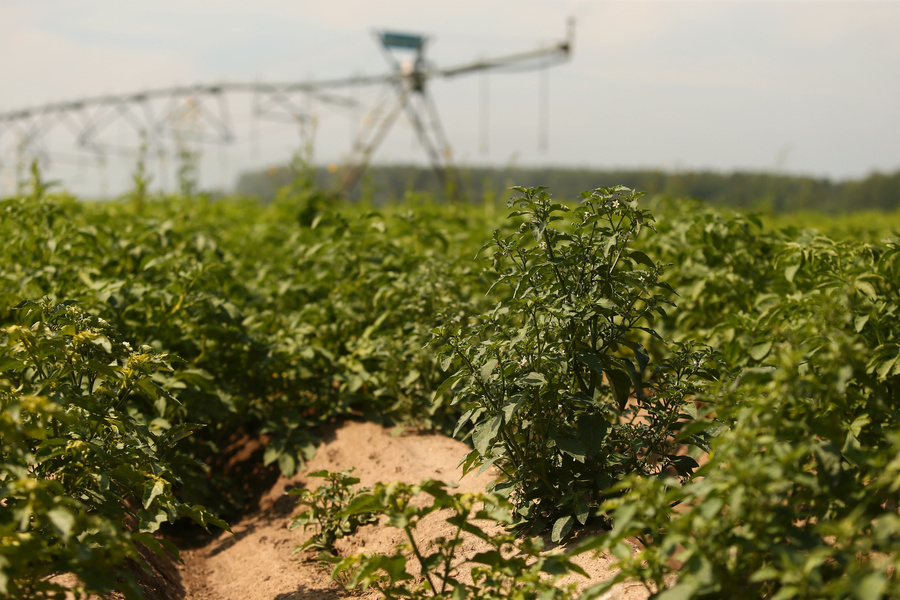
[0,167,497,597]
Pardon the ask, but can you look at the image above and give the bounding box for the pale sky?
[2,1,899,197]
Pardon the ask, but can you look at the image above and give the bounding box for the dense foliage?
[583,204,900,598]
[0,166,491,598]
[2,162,900,598]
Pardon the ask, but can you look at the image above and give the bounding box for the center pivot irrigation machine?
[0,21,573,196]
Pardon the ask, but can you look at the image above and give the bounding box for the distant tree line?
[234,163,900,213]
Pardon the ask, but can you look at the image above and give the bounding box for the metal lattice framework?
[0,21,573,195]
[0,82,359,159]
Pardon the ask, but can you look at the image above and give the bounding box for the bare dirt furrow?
[173,421,645,600]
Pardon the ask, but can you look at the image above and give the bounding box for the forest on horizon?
[234,162,900,214]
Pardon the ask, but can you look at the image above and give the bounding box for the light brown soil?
[169,420,650,600]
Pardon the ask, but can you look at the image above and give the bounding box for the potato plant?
[578,212,900,598]
[0,299,227,599]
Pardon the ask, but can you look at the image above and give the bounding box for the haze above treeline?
[234,163,900,214]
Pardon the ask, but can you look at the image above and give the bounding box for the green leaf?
[139,508,169,533]
[551,515,574,542]
[89,334,113,354]
[622,340,649,373]
[748,341,773,361]
[377,554,412,583]
[340,493,383,517]
[453,407,479,438]
[133,532,181,562]
[854,280,878,301]
[263,441,282,467]
[605,368,632,410]
[611,503,638,535]
[518,371,547,386]
[784,263,801,283]
[470,550,503,566]
[854,573,888,600]
[135,378,160,400]
[770,585,801,600]
[575,499,591,525]
[601,234,618,258]
[577,414,609,459]
[596,297,618,311]
[278,451,297,476]
[480,358,498,382]
[161,423,200,446]
[433,372,462,403]
[848,414,869,438]
[629,250,655,268]
[877,354,899,379]
[473,415,502,456]
[842,431,865,468]
[668,454,699,477]
[656,582,701,600]
[501,395,525,423]
[401,369,420,388]
[0,356,24,372]
[48,506,76,539]
[178,504,231,533]
[143,478,166,509]
[0,559,9,595]
[555,437,586,463]
[576,352,604,376]
[451,584,468,600]
[86,360,121,379]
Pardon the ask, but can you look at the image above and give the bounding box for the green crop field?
[2,164,900,599]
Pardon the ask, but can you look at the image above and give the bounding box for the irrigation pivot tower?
[339,22,573,195]
[338,31,454,195]
[0,21,573,197]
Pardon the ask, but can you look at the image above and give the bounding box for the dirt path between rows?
[173,421,648,600]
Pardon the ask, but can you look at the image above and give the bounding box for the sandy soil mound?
[176,420,648,600]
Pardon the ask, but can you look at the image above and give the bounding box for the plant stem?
[439,521,463,595]
[403,525,439,596]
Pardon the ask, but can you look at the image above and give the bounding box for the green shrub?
[434,187,724,540]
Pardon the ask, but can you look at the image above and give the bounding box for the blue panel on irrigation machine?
[379,31,426,52]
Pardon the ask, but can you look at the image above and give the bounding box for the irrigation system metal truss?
[0,20,573,197]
